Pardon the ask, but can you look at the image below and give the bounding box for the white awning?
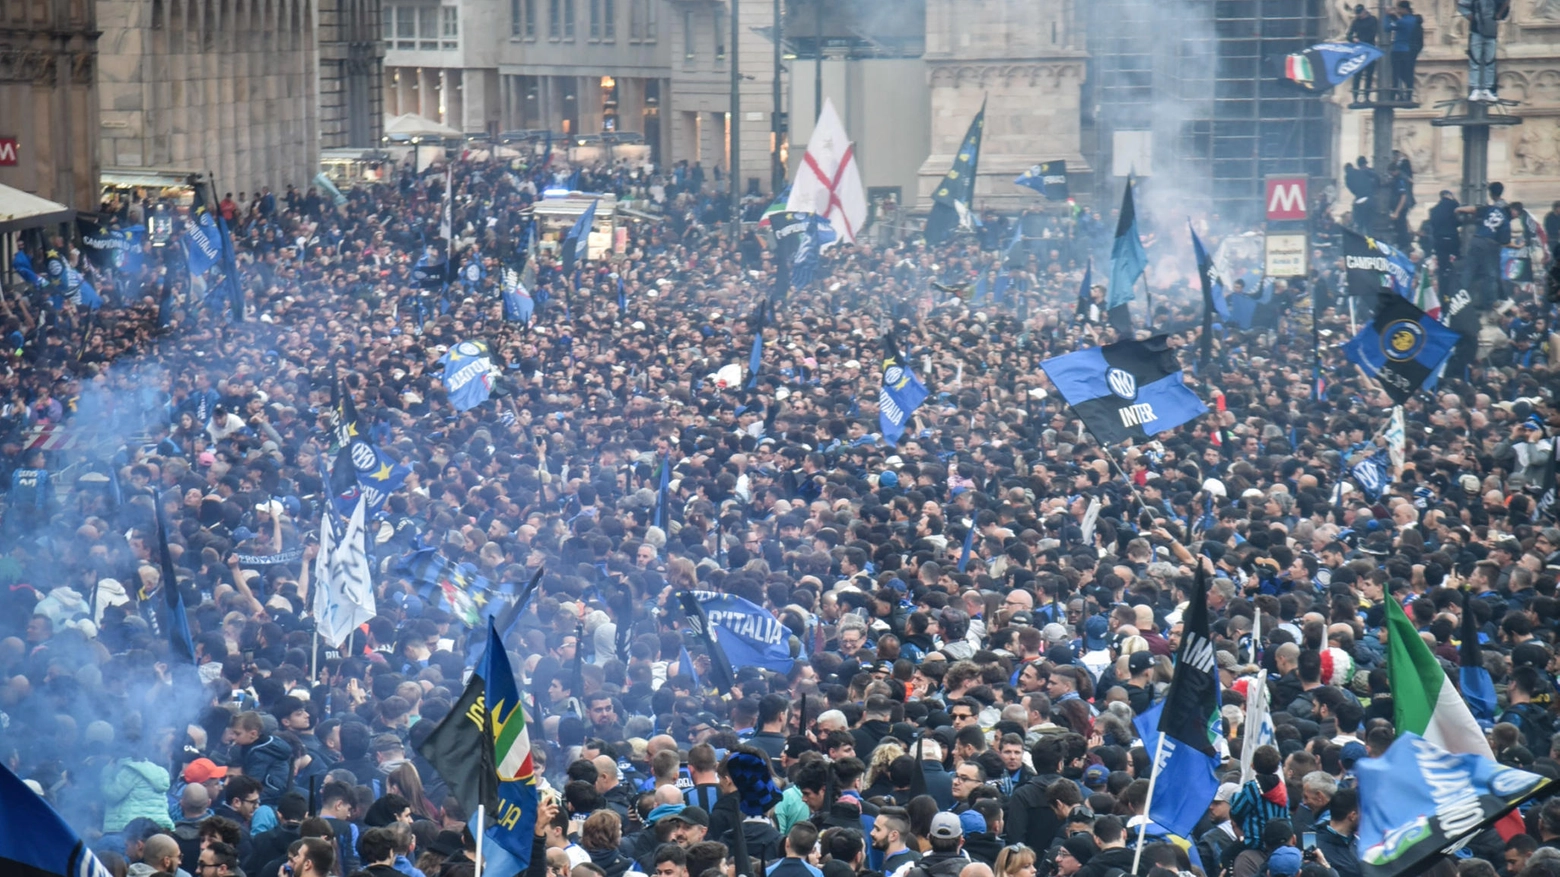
[384,113,464,139]
[100,167,204,190]
[0,183,74,234]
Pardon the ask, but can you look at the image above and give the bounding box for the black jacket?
[245,823,300,876]
[1004,773,1063,850]
[588,846,639,877]
[210,803,255,863]
[172,818,205,871]
[1430,198,1462,256]
[1123,683,1153,715]
[1346,13,1379,43]
[1269,672,1304,715]
[851,719,893,756]
[1315,825,1360,877]
[909,851,970,877]
[964,832,1004,866]
[438,851,477,877]
[602,783,635,818]
[1076,846,1136,877]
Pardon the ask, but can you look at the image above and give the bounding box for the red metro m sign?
[1265,176,1307,221]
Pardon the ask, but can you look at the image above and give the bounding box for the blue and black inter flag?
[1014,160,1068,201]
[1040,335,1208,446]
[1343,292,1459,405]
[879,333,928,445]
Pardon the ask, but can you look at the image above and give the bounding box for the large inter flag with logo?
[1040,336,1207,445]
[1343,293,1458,405]
[1384,595,1526,841]
[416,620,539,866]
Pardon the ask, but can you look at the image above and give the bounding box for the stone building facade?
[916,0,1089,210]
[382,0,501,136]
[495,0,670,154]
[665,0,779,192]
[1336,0,1560,213]
[97,0,321,197]
[321,0,386,148]
[0,0,101,211]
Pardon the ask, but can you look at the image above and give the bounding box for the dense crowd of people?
[0,151,1558,877]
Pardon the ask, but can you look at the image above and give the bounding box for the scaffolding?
[1086,0,1333,224]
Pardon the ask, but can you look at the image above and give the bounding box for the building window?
[683,10,694,59]
[441,6,458,48]
[645,0,656,40]
[384,5,395,40]
[511,0,521,36]
[564,0,575,39]
[404,11,416,47]
[589,0,600,39]
[549,0,561,37]
[603,0,614,39]
[524,0,537,36]
[419,5,439,49]
[630,0,642,40]
[714,7,724,60]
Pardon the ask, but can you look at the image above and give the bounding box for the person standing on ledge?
[1461,0,1511,102]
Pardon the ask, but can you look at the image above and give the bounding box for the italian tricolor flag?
[1385,596,1525,838]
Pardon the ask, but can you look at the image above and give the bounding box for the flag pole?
[1131,730,1169,875]
[1140,273,1152,331]
[474,804,485,875]
[1082,426,1199,560]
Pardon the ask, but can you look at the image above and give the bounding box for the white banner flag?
[1239,673,1276,785]
[787,98,868,244]
[313,498,377,648]
[1386,405,1405,473]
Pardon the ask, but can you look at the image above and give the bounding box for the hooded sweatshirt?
[102,758,174,831]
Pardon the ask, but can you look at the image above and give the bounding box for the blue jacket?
[235,734,294,805]
[921,762,955,811]
[1386,14,1421,51]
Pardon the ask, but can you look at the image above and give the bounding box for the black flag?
[1538,432,1559,522]
[924,100,985,244]
[155,503,197,664]
[1157,562,1219,755]
[677,590,735,695]
[416,638,497,815]
[1074,260,1093,323]
[1191,225,1218,371]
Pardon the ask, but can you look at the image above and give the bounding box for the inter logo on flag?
[1106,368,1137,400]
[1382,319,1427,361]
[1040,336,1207,446]
[1344,293,1458,405]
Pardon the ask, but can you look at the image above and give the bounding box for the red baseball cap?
[183,758,228,784]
